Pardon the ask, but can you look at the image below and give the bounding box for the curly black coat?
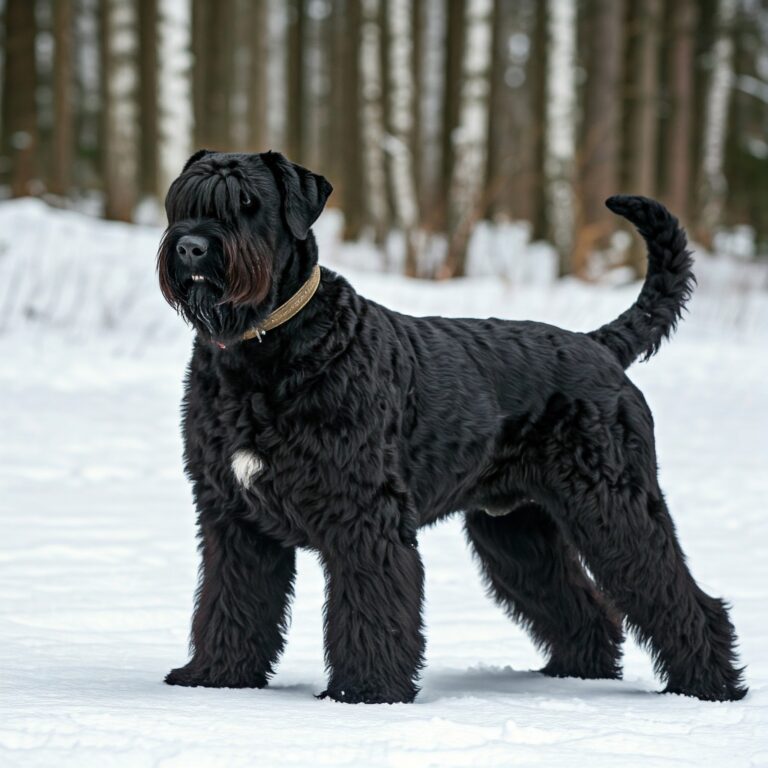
[156,150,746,704]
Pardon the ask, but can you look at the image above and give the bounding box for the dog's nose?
[176,235,209,266]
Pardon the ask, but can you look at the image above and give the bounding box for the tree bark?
[445,0,493,277]
[697,0,738,248]
[246,0,269,152]
[666,0,697,227]
[416,0,445,228]
[436,0,466,233]
[286,0,306,163]
[158,0,193,194]
[2,0,38,197]
[573,0,624,277]
[338,0,365,241]
[191,0,209,148]
[625,0,661,274]
[192,0,233,149]
[544,0,577,275]
[387,0,421,276]
[529,0,549,241]
[100,0,139,221]
[138,0,159,196]
[360,0,389,244]
[52,0,75,197]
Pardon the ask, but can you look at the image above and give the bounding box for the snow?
[1,200,767,766]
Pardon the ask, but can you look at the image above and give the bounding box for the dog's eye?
[241,193,254,210]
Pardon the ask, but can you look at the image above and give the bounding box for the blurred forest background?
[1,0,767,279]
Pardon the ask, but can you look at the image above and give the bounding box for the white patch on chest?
[231,449,265,488]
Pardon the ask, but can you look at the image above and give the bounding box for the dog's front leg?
[166,518,296,689]
[320,532,425,704]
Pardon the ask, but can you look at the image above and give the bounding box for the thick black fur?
[157,150,746,704]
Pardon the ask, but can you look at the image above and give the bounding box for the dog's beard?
[157,214,275,342]
[180,284,253,341]
[183,283,224,336]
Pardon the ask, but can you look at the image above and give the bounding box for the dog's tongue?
[213,340,227,349]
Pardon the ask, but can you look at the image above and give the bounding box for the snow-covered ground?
[1,200,767,766]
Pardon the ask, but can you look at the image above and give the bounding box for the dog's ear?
[183,149,212,173]
[265,152,333,240]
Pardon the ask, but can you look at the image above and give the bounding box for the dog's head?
[157,150,332,343]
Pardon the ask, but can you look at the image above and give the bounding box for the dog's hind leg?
[465,504,624,680]
[539,394,747,701]
[554,487,747,701]
[165,519,296,689]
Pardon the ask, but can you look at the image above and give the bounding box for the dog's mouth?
[180,272,224,296]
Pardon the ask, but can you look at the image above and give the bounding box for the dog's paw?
[540,658,622,681]
[317,686,416,704]
[165,663,267,689]
[663,674,748,702]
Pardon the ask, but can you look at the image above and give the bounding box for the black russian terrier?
[157,149,746,704]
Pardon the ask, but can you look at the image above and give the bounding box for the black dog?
[157,150,746,704]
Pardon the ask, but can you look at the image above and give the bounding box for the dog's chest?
[188,376,335,542]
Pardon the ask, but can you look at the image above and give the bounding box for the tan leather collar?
[240,264,322,344]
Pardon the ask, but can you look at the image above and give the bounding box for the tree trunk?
[360,0,389,244]
[544,0,577,275]
[192,0,233,149]
[158,0,193,195]
[338,0,365,241]
[138,0,159,196]
[529,0,549,241]
[444,0,493,277]
[416,0,445,228]
[191,0,209,148]
[625,0,661,274]
[286,0,306,163]
[437,0,465,234]
[100,0,139,221]
[666,0,697,227]
[2,0,38,197]
[52,0,74,197]
[573,0,624,277]
[411,0,423,221]
[698,0,738,248]
[483,0,504,221]
[387,0,421,276]
[245,0,269,152]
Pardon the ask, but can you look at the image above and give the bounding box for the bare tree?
[2,0,38,197]
[192,0,234,150]
[246,0,269,152]
[386,0,421,275]
[483,0,505,221]
[335,0,365,240]
[416,0,445,227]
[529,0,549,241]
[666,0,697,227]
[573,0,624,277]
[544,0,577,275]
[436,0,466,234]
[360,0,389,244]
[286,0,307,163]
[158,0,193,194]
[100,0,139,221]
[698,0,738,248]
[52,0,75,197]
[625,0,661,274]
[444,0,493,276]
[138,0,159,196]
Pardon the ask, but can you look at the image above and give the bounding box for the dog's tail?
[588,195,695,369]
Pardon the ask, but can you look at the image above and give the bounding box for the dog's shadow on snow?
[418,665,652,704]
